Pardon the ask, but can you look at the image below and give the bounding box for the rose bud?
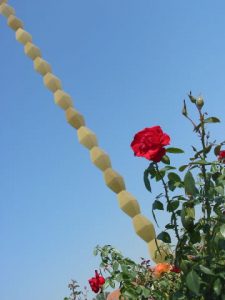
[170,265,181,273]
[218,150,225,163]
[196,97,204,109]
[188,92,197,103]
[88,270,105,293]
[182,100,188,117]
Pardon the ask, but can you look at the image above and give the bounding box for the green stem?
[155,163,180,242]
[199,111,211,260]
[185,115,199,131]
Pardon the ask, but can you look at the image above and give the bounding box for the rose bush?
[65,93,225,300]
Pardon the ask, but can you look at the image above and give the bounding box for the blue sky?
[1,1,225,299]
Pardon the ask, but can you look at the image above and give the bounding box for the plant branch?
[198,109,212,261]
[155,163,180,242]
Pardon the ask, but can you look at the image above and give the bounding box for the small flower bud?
[196,97,204,109]
[182,100,188,116]
[188,92,197,104]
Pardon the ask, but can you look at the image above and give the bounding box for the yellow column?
[0,2,170,263]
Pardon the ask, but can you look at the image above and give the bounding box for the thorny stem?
[185,115,199,131]
[155,163,180,242]
[200,113,211,218]
[198,110,211,259]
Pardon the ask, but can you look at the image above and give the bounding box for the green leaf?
[115,273,123,282]
[142,287,151,298]
[176,209,182,216]
[190,159,209,165]
[218,272,225,280]
[199,265,215,276]
[214,278,222,296]
[108,279,115,288]
[186,270,201,295]
[179,164,188,172]
[215,186,224,196]
[214,144,222,156]
[189,230,201,244]
[161,166,176,172]
[218,238,225,250]
[155,170,166,181]
[112,261,119,271]
[157,231,171,243]
[153,200,164,210]
[123,288,137,299]
[121,264,129,274]
[167,200,180,212]
[174,181,183,188]
[204,117,220,124]
[168,172,182,183]
[172,291,186,300]
[146,163,156,177]
[93,248,98,256]
[212,172,221,182]
[180,260,192,273]
[184,171,196,196]
[181,206,195,229]
[168,180,176,191]
[143,169,151,192]
[188,92,197,103]
[220,224,225,238]
[161,155,170,164]
[205,144,212,154]
[165,223,175,229]
[166,147,184,154]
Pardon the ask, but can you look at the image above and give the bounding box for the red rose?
[88,270,105,293]
[131,126,170,162]
[218,150,225,162]
[170,265,181,273]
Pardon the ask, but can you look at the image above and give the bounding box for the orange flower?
[153,263,172,278]
[107,289,123,300]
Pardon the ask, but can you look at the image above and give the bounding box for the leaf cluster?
[93,245,181,300]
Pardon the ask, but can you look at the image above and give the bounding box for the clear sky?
[1,1,225,299]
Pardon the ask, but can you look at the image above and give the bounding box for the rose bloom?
[152,263,181,278]
[131,126,170,162]
[218,150,225,162]
[88,270,105,293]
[170,265,181,273]
[153,262,172,278]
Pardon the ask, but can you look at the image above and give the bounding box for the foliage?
[141,93,225,299]
[65,93,225,299]
[64,279,109,300]
[93,245,181,299]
